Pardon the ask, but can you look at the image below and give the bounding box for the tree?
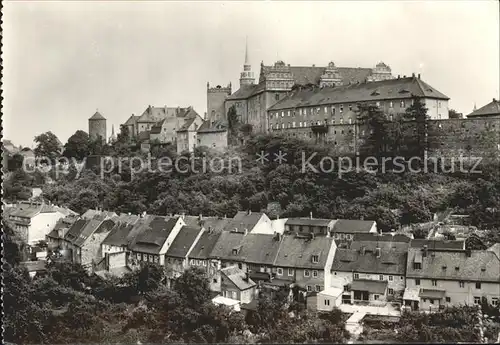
[227,105,240,145]
[173,267,211,308]
[34,131,61,162]
[64,130,90,160]
[449,109,463,119]
[7,153,25,171]
[357,103,390,159]
[403,95,429,159]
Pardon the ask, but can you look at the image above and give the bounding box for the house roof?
[227,84,260,100]
[64,218,114,247]
[419,288,446,299]
[487,243,500,260]
[274,235,334,268]
[348,235,410,252]
[409,239,465,250]
[353,233,411,243]
[20,260,47,272]
[406,248,500,282]
[137,106,178,123]
[332,219,376,234]
[189,230,223,260]
[467,99,500,118]
[221,266,256,290]
[350,279,387,294]
[197,119,228,133]
[285,218,333,227]
[177,116,198,132]
[150,119,165,134]
[224,211,266,232]
[331,248,407,275]
[268,77,449,112]
[165,226,203,258]
[81,209,117,220]
[235,233,282,265]
[209,231,246,260]
[130,216,179,254]
[124,115,138,126]
[101,222,136,247]
[89,111,106,120]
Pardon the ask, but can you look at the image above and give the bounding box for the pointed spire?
[473,102,477,112]
[244,36,249,65]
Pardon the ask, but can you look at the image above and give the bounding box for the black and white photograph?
[2,1,500,344]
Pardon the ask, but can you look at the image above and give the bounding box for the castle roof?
[137,106,190,123]
[467,98,500,118]
[197,119,228,133]
[268,76,449,111]
[89,111,106,120]
[124,115,138,125]
[227,84,261,100]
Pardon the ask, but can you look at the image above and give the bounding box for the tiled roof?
[274,235,334,268]
[353,233,411,243]
[177,116,198,132]
[467,99,500,117]
[406,248,500,282]
[286,218,333,227]
[150,119,165,134]
[331,248,407,275]
[189,230,222,260]
[409,239,465,250]
[348,235,410,252]
[209,231,246,260]
[137,106,189,123]
[131,216,179,254]
[124,115,138,126]
[9,204,42,218]
[221,266,256,290]
[89,111,106,120]
[197,119,228,133]
[165,226,203,258]
[64,218,113,247]
[333,219,376,234]
[101,222,135,247]
[227,85,260,100]
[268,77,449,111]
[487,243,500,260]
[350,279,387,294]
[224,211,266,232]
[236,233,282,265]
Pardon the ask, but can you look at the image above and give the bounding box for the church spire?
[240,36,255,87]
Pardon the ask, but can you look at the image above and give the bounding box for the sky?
[3,0,499,147]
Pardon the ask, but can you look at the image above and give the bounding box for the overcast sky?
[3,1,499,147]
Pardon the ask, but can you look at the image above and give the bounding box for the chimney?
[310,211,313,219]
[244,272,249,281]
[375,247,381,258]
[423,245,428,257]
[397,75,400,79]
[418,73,421,79]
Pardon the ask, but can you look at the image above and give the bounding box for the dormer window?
[312,255,319,263]
[413,262,422,270]
[455,266,459,271]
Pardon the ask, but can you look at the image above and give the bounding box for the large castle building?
[207,42,397,134]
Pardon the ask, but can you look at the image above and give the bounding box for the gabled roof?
[209,231,246,260]
[64,218,113,247]
[286,218,333,227]
[101,222,136,247]
[137,106,188,123]
[353,233,411,243]
[332,219,376,234]
[227,85,259,100]
[124,115,138,126]
[234,233,282,265]
[406,248,500,282]
[89,111,106,120]
[197,119,228,133]
[130,216,179,254]
[347,234,411,252]
[224,211,267,232]
[189,230,223,260]
[467,99,500,118]
[331,248,407,275]
[487,243,500,260]
[268,77,449,111]
[177,116,198,132]
[221,266,256,290]
[274,235,334,268]
[165,226,203,258]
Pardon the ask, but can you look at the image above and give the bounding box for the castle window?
[282,123,285,129]
[331,106,336,114]
[331,119,336,125]
[390,115,393,121]
[299,109,302,116]
[349,104,353,111]
[349,118,352,124]
[292,122,296,128]
[324,106,328,113]
[340,105,344,113]
[376,101,381,107]
[275,94,280,101]
[389,101,394,108]
[317,107,320,114]
[288,110,291,116]
[400,100,406,108]
[340,118,344,124]
[281,111,284,117]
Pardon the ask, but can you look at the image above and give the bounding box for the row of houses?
[37,208,500,314]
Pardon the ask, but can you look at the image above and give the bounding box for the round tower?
[88,110,107,144]
[240,37,255,87]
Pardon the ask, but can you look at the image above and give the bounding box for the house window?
[315,285,321,292]
[389,276,393,281]
[459,281,465,288]
[446,297,451,303]
[307,285,312,292]
[349,104,352,111]
[299,109,302,115]
[324,106,328,113]
[340,105,344,113]
[292,121,296,128]
[388,288,394,295]
[213,278,217,283]
[379,275,384,281]
[313,270,318,277]
[312,255,319,263]
[376,101,381,107]
[432,280,437,287]
[474,297,481,305]
[413,263,422,270]
[288,268,294,276]
[415,279,420,286]
[389,101,394,108]
[430,299,434,305]
[331,106,336,114]
[275,94,280,101]
[277,268,283,275]
[232,291,237,299]
[374,295,379,300]
[238,263,242,269]
[344,285,349,292]
[476,282,481,289]
[400,100,405,108]
[304,270,311,277]
[492,298,499,306]
[354,273,359,279]
[281,111,284,117]
[340,118,344,124]
[324,299,330,306]
[288,110,291,116]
